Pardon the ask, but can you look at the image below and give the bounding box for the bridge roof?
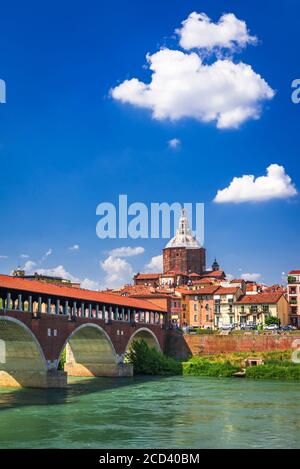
[0,274,167,312]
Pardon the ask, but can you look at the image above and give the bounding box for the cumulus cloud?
[24,260,37,273]
[168,138,181,149]
[81,278,100,291]
[20,254,29,259]
[111,13,274,129]
[100,256,133,288]
[241,273,262,282]
[0,255,8,259]
[69,244,80,251]
[34,265,79,282]
[177,12,257,51]
[214,164,298,203]
[145,255,163,272]
[109,246,145,258]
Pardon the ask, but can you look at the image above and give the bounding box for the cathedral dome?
[165,209,202,249]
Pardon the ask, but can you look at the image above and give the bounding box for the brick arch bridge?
[0,275,167,388]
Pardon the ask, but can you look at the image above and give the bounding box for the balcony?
[288,276,300,284]
[289,299,298,305]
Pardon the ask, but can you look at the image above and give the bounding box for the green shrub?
[183,358,241,378]
[246,364,300,380]
[126,340,182,375]
[265,316,280,326]
[58,348,66,371]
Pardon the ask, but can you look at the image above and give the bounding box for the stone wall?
[166,330,300,360]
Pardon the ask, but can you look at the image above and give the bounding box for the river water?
[0,376,299,449]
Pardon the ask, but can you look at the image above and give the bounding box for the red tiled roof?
[189,272,201,277]
[0,274,166,312]
[235,292,285,305]
[176,286,219,296]
[191,278,213,284]
[202,270,225,278]
[134,273,160,280]
[215,286,240,295]
[289,270,300,275]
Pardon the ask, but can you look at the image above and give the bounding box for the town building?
[235,291,289,326]
[213,286,244,328]
[287,270,300,327]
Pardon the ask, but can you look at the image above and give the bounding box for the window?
[263,305,269,313]
[194,315,197,322]
[206,315,209,322]
[194,303,197,311]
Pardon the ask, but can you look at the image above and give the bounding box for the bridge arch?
[59,323,122,378]
[0,316,47,387]
[126,327,162,354]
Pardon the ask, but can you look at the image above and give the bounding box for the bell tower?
[163,209,206,275]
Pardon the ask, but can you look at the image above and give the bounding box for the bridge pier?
[64,344,133,378]
[0,369,67,388]
[65,362,133,378]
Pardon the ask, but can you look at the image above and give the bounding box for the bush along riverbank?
[126,341,300,380]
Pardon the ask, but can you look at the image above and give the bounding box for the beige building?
[235,291,289,326]
[213,287,243,328]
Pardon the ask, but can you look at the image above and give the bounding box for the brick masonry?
[0,310,166,364]
[166,330,300,360]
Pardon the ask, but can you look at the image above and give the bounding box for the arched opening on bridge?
[0,317,47,387]
[60,324,132,379]
[126,328,161,354]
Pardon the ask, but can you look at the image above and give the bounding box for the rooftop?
[0,274,166,312]
[235,291,285,305]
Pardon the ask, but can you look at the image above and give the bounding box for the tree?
[265,316,280,326]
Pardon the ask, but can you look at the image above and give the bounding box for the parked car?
[264,324,279,331]
[280,325,295,331]
[240,324,257,331]
[220,324,235,331]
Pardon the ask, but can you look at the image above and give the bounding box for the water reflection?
[0,376,300,449]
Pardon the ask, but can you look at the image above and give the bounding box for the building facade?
[287,270,300,327]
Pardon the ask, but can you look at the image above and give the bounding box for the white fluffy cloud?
[109,246,145,258]
[111,13,274,129]
[81,278,100,290]
[69,244,80,251]
[241,273,262,282]
[145,255,163,272]
[0,255,8,259]
[214,164,298,203]
[168,138,181,149]
[20,254,29,259]
[24,260,37,273]
[100,256,133,288]
[177,12,256,51]
[34,265,79,282]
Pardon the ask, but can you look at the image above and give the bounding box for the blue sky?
[0,0,299,287]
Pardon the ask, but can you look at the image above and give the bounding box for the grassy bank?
[127,341,300,380]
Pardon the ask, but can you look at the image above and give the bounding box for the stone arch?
[126,327,162,354]
[0,316,47,387]
[59,323,128,378]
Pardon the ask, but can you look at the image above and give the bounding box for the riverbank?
[183,351,300,380]
[128,341,300,381]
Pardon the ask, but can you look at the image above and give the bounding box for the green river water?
[0,376,299,449]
